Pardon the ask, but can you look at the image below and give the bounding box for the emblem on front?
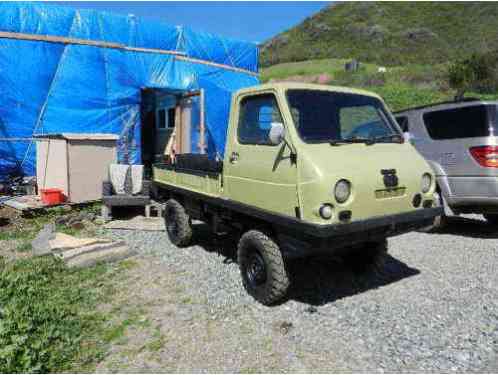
[381,169,398,188]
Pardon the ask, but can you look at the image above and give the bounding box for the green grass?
[260,58,498,112]
[260,2,498,67]
[260,58,379,82]
[0,255,131,373]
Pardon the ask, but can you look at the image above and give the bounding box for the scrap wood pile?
[31,223,135,268]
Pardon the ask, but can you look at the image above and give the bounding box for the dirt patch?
[95,254,321,373]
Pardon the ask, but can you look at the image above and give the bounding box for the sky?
[52,1,329,43]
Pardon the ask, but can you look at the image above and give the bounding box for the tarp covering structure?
[0,1,259,180]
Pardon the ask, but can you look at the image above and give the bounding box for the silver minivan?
[395,99,498,225]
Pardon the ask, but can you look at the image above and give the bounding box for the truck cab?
[153,83,441,305]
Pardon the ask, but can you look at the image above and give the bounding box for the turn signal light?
[470,146,498,168]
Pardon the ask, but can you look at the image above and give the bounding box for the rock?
[305,306,318,314]
[55,216,69,226]
[70,221,85,230]
[31,223,56,256]
[94,217,106,225]
[279,321,294,335]
[61,205,72,212]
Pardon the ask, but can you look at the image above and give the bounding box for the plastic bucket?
[40,188,64,205]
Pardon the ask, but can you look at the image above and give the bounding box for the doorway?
[140,88,205,176]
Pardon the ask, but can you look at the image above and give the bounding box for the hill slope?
[260,2,498,67]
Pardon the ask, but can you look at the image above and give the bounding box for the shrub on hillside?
[449,51,498,99]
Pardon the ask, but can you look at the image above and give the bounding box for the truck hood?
[297,142,435,223]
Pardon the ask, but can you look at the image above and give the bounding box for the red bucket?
[40,188,64,205]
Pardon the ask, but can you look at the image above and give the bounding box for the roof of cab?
[235,82,383,100]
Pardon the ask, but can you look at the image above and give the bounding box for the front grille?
[375,187,406,199]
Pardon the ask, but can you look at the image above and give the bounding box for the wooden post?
[199,89,206,154]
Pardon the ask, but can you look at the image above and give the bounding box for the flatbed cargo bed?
[153,164,222,198]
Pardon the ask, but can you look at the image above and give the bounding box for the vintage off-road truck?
[152,83,442,305]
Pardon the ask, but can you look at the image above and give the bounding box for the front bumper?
[278,207,442,258]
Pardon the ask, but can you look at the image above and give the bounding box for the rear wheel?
[343,239,388,274]
[237,230,290,305]
[164,199,192,247]
[484,214,498,225]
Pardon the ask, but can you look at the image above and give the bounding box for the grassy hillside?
[260,59,498,112]
[260,2,498,68]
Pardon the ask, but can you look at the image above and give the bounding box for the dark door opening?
[140,88,206,175]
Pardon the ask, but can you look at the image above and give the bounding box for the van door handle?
[229,152,239,163]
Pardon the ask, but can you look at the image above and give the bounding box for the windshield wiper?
[330,137,372,146]
[366,134,404,145]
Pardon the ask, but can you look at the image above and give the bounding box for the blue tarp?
[0,1,259,179]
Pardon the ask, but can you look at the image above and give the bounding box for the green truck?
[152,83,442,305]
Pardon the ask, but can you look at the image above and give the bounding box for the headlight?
[421,173,432,193]
[319,204,334,219]
[334,179,351,203]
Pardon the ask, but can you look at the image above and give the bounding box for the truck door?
[223,92,298,217]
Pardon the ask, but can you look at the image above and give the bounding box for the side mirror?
[268,122,285,145]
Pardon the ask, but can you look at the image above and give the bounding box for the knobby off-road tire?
[484,214,498,226]
[343,239,388,274]
[237,230,290,306]
[164,199,193,247]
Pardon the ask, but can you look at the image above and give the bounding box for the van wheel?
[237,230,290,305]
[343,239,388,274]
[484,214,498,225]
[432,191,447,229]
[164,199,192,247]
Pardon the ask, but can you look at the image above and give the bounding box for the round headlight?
[334,179,351,203]
[421,173,432,193]
[319,204,334,219]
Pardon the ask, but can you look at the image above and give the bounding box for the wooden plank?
[199,89,206,154]
[0,31,258,76]
[175,54,258,76]
[0,31,185,56]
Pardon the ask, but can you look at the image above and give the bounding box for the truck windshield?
[286,90,400,144]
[423,104,498,140]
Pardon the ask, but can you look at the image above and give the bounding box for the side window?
[157,109,166,129]
[167,108,176,129]
[238,94,283,145]
[395,116,409,133]
[157,108,176,130]
[423,105,489,140]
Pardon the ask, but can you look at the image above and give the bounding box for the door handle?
[229,152,239,164]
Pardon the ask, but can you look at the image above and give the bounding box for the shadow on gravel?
[190,223,238,263]
[287,255,420,306]
[189,223,420,307]
[430,216,498,239]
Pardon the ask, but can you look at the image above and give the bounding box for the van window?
[395,116,409,132]
[238,94,283,145]
[423,105,497,140]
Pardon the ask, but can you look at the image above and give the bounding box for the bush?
[0,257,110,373]
[448,51,498,98]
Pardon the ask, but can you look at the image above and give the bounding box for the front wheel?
[237,230,290,305]
[484,214,498,225]
[164,199,193,247]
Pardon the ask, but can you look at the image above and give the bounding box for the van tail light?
[469,146,498,168]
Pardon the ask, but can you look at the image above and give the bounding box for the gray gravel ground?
[96,214,497,373]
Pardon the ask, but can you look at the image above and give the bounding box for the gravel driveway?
[96,215,497,373]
